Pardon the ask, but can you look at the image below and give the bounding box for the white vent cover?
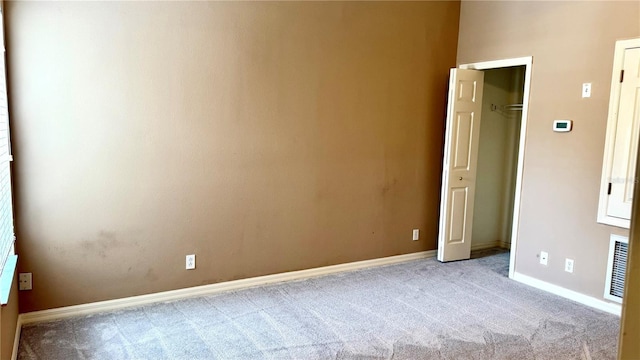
[604,234,629,303]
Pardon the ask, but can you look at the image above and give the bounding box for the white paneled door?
[608,47,640,220]
[437,68,484,262]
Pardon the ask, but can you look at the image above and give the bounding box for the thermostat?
[553,120,572,132]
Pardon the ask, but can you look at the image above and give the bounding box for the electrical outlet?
[19,273,32,291]
[565,258,574,273]
[412,229,419,241]
[539,251,548,266]
[186,254,196,270]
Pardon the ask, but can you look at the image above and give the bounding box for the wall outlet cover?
[565,258,574,273]
[186,254,196,270]
[19,273,32,291]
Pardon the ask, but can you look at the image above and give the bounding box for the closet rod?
[490,103,523,112]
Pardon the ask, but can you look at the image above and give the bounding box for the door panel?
[448,187,468,244]
[608,47,640,219]
[438,68,484,262]
[453,112,474,170]
[457,80,478,102]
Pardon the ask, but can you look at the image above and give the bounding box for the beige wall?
[472,67,522,249]
[6,1,460,312]
[458,1,639,299]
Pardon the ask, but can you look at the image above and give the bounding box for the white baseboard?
[471,241,499,251]
[20,250,436,325]
[498,240,511,250]
[11,315,22,360]
[471,240,511,251]
[512,272,622,316]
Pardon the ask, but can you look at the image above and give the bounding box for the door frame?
[458,56,533,279]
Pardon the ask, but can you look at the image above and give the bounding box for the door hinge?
[608,182,612,195]
[620,70,625,83]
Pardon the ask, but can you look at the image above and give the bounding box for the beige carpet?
[18,251,619,359]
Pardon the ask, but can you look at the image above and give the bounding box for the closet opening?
[470,66,525,261]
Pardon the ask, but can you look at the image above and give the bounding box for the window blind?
[0,6,15,275]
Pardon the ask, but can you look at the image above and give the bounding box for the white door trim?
[459,56,533,280]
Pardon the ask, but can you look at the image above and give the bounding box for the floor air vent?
[604,234,628,303]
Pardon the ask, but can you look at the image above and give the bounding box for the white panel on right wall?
[598,39,640,229]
